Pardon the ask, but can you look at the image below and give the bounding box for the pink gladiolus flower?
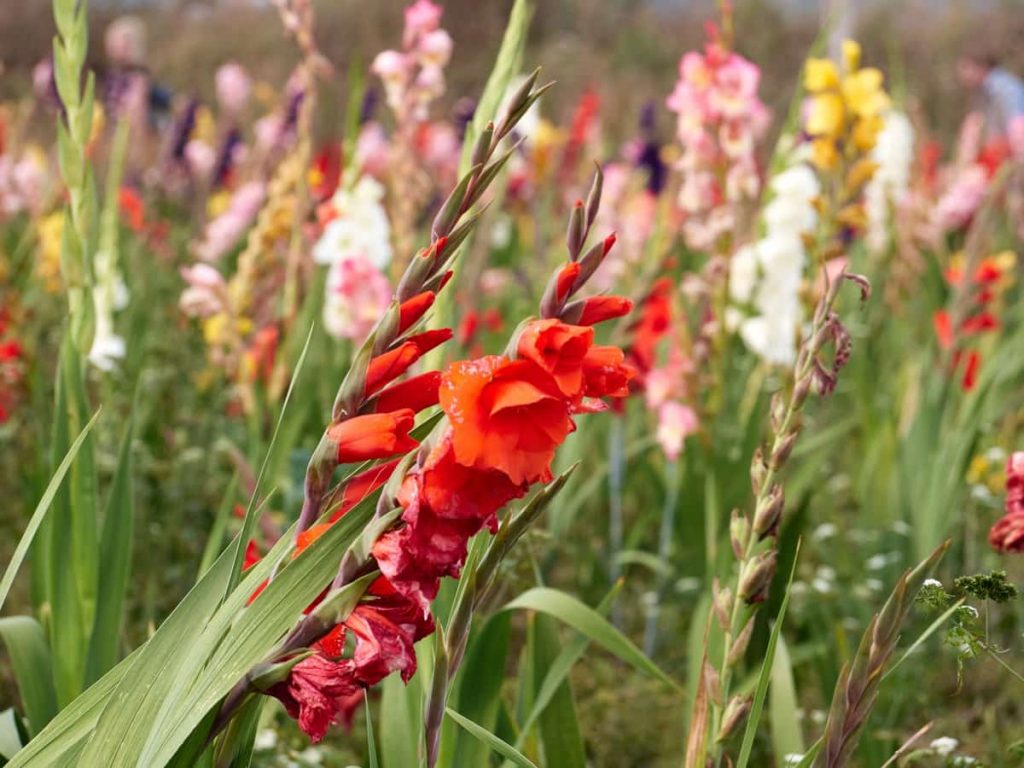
[215,62,252,116]
[989,452,1024,554]
[323,256,392,341]
[180,264,227,317]
[656,401,699,461]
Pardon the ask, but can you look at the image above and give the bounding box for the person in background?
[957,46,1024,142]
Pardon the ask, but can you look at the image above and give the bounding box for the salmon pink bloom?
[439,356,573,485]
[328,409,418,463]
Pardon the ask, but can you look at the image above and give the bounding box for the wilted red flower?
[267,655,361,742]
[328,409,418,463]
[517,318,594,399]
[440,355,572,484]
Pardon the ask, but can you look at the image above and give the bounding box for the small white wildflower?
[866,552,899,570]
[254,728,278,751]
[891,520,912,535]
[812,523,838,540]
[812,577,833,595]
[810,709,827,725]
[675,577,702,594]
[865,578,884,591]
[985,446,1007,463]
[963,605,979,619]
[929,737,959,756]
[782,753,805,766]
[297,747,324,765]
[950,757,977,767]
[816,566,836,581]
[923,578,943,588]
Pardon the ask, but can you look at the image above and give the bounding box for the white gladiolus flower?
[865,110,913,253]
[730,146,818,366]
[313,176,393,270]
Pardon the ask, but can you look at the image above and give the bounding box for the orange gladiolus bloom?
[439,356,572,484]
[373,371,441,415]
[516,318,594,399]
[328,409,419,464]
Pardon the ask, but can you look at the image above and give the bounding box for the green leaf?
[769,635,804,760]
[0,407,100,613]
[226,326,314,598]
[502,588,677,688]
[381,654,425,768]
[0,618,59,737]
[882,598,964,682]
[5,648,138,768]
[445,708,538,768]
[531,614,584,768]
[447,612,511,767]
[365,693,380,768]
[736,542,801,768]
[197,474,240,578]
[0,708,27,761]
[84,412,135,685]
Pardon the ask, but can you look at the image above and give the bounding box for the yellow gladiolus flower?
[841,68,889,118]
[811,137,839,170]
[807,93,845,137]
[804,58,840,92]
[842,40,862,71]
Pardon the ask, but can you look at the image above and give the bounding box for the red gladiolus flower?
[582,345,634,398]
[440,356,573,484]
[118,187,145,232]
[329,459,401,522]
[374,371,442,415]
[932,310,954,349]
[243,540,262,571]
[577,296,633,326]
[328,410,418,464]
[630,277,673,372]
[517,319,594,399]
[961,350,981,391]
[267,655,361,742]
[989,452,1024,553]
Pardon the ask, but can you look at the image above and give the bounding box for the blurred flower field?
[1,0,1024,766]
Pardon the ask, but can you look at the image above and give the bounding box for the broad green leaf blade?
[447,612,511,767]
[197,474,240,578]
[0,408,100,613]
[769,635,804,760]
[381,654,425,768]
[85,413,136,685]
[531,614,584,768]
[73,550,236,765]
[5,647,138,768]
[502,588,677,688]
[48,341,100,707]
[0,618,59,737]
[736,542,801,768]
[226,326,314,598]
[365,693,380,768]
[445,708,538,768]
[514,582,620,751]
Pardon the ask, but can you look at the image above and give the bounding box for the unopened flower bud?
[471,121,494,168]
[574,233,616,288]
[739,550,777,604]
[770,391,787,432]
[792,373,813,409]
[432,165,477,239]
[372,301,401,356]
[770,431,799,470]
[566,199,585,260]
[727,617,755,667]
[397,245,436,301]
[712,579,733,630]
[703,662,723,707]
[585,165,603,229]
[730,509,750,559]
[716,696,752,742]
[749,448,767,496]
[753,484,784,539]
